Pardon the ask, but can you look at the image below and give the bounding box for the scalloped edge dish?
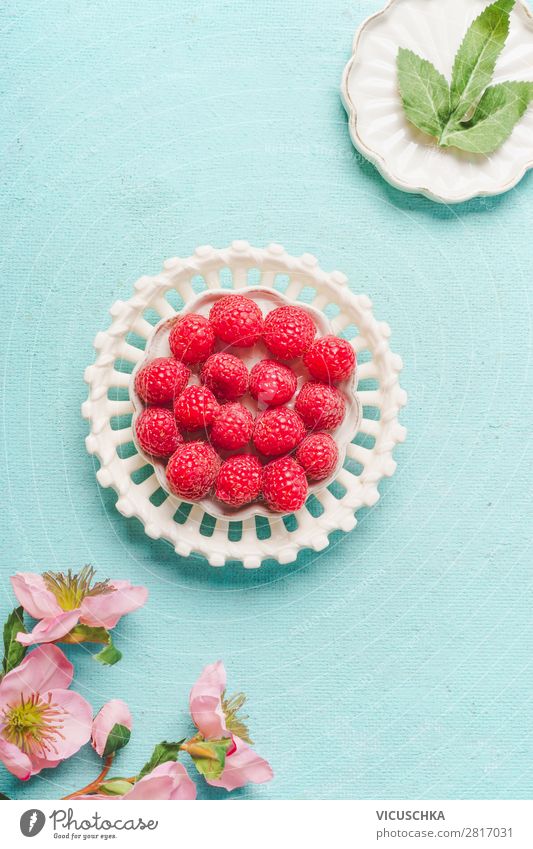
[341,0,533,204]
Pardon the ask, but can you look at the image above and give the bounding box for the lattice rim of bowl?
[129,285,362,520]
[82,242,407,568]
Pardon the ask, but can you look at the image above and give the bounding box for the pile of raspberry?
[133,294,356,513]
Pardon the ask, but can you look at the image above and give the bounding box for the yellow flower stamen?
[3,692,66,757]
[42,565,113,611]
[221,691,253,745]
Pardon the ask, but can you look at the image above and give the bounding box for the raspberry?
[215,455,262,507]
[210,403,254,451]
[296,432,339,481]
[134,357,190,405]
[135,407,183,459]
[303,335,356,382]
[173,385,219,431]
[252,406,306,457]
[263,305,316,360]
[166,441,221,500]
[209,295,263,348]
[262,456,308,513]
[295,382,345,430]
[201,352,248,400]
[169,314,215,364]
[249,359,297,406]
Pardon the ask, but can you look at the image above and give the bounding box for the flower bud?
[92,700,132,758]
[99,779,134,797]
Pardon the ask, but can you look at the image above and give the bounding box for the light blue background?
[0,0,531,801]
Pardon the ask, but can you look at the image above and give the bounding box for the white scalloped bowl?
[130,288,361,520]
[82,243,406,567]
[341,0,533,203]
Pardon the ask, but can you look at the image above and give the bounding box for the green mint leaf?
[450,0,515,120]
[441,81,533,153]
[2,607,27,675]
[102,723,131,758]
[137,740,186,780]
[397,48,450,137]
[190,739,233,782]
[93,635,122,666]
[61,624,110,644]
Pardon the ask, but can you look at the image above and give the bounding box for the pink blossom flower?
[189,661,273,791]
[0,644,92,780]
[91,700,132,758]
[11,567,148,647]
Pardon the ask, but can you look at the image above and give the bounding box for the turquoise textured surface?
[0,0,531,801]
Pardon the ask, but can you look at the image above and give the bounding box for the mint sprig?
[397,0,533,154]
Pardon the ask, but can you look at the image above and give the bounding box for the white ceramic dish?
[129,287,361,521]
[341,0,533,204]
[82,243,406,568]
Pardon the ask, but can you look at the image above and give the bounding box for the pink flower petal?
[17,610,81,646]
[0,644,73,710]
[189,660,228,739]
[0,737,32,780]
[207,735,273,791]
[123,775,175,800]
[92,699,133,757]
[32,689,93,764]
[24,754,61,776]
[10,573,61,619]
[80,581,148,630]
[124,763,196,800]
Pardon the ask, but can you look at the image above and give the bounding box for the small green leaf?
[190,739,233,781]
[99,778,134,797]
[397,48,450,137]
[450,0,514,119]
[94,636,122,667]
[103,723,131,758]
[137,740,185,780]
[441,81,533,153]
[2,607,27,675]
[61,624,122,665]
[61,625,110,645]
